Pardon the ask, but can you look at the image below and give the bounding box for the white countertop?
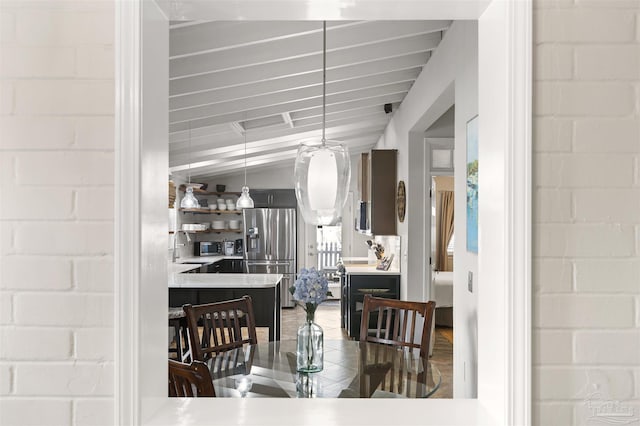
[169,272,283,289]
[343,263,400,275]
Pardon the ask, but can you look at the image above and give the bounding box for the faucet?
[172,230,192,263]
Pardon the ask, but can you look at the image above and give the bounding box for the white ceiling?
[168,20,452,180]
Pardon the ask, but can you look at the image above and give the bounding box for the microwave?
[194,241,222,256]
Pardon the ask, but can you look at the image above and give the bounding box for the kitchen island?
[169,268,282,341]
[340,262,401,340]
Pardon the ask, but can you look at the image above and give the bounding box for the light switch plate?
[468,271,473,293]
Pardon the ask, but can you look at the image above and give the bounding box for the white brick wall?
[533,2,640,425]
[0,1,638,425]
[0,1,115,425]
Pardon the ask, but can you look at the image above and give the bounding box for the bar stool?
[169,307,192,362]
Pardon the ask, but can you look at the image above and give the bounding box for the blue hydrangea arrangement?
[289,267,332,320]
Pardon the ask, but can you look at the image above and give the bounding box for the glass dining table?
[205,339,441,398]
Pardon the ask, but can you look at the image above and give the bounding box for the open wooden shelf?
[179,208,242,215]
[179,229,243,234]
[178,185,241,196]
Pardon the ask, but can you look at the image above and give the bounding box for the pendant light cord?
[243,128,248,186]
[187,122,192,184]
[321,20,326,146]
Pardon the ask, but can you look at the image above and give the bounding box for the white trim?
[115,1,532,424]
[506,1,532,424]
[115,0,141,424]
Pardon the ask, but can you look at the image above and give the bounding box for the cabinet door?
[249,190,271,207]
[248,189,297,208]
[270,189,297,208]
[370,150,397,235]
[347,274,400,339]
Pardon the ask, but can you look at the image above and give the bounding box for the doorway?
[116,1,532,424]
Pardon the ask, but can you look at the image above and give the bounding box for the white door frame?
[115,1,531,424]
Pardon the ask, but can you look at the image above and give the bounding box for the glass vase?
[296,310,324,373]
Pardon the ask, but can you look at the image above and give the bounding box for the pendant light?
[294,21,351,226]
[180,122,200,209]
[236,125,255,209]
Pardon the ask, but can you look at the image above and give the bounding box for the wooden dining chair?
[183,296,258,362]
[168,359,216,397]
[358,295,436,397]
[359,294,436,359]
[168,307,191,362]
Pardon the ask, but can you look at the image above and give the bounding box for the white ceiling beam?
[170,122,385,165]
[290,99,399,121]
[170,21,360,58]
[175,138,377,178]
[170,51,429,96]
[195,141,375,181]
[170,121,386,166]
[292,110,389,129]
[169,68,420,112]
[170,81,411,125]
[170,32,441,79]
[169,91,407,134]
[282,112,294,129]
[170,22,446,75]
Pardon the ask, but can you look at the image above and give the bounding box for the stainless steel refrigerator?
[243,208,297,307]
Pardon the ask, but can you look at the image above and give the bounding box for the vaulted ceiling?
[168,20,452,180]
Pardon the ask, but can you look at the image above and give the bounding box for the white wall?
[374,20,479,398]
[1,2,639,425]
[211,164,295,190]
[0,1,116,424]
[532,2,640,424]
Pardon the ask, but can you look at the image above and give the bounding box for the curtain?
[435,191,454,271]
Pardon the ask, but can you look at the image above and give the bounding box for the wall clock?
[397,180,406,223]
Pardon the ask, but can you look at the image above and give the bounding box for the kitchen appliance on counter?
[234,238,243,255]
[243,208,297,307]
[194,241,222,256]
[223,240,235,256]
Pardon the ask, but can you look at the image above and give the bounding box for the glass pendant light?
[294,21,351,225]
[236,126,255,209]
[180,123,200,209]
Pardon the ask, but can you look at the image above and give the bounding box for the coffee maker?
[223,240,235,256]
[234,238,243,255]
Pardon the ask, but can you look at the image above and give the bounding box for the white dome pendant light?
[236,125,255,209]
[180,122,200,209]
[294,21,350,226]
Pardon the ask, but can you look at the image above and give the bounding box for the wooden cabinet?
[357,149,397,235]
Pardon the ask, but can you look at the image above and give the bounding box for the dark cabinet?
[357,150,397,235]
[250,189,297,208]
[220,259,244,273]
[343,273,401,340]
[202,259,244,273]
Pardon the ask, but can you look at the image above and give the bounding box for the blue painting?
[466,115,479,253]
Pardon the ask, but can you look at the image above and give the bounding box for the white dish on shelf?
[217,204,227,211]
[212,220,225,230]
[228,219,240,229]
[209,205,217,210]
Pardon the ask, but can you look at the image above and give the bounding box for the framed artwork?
[466,115,479,253]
